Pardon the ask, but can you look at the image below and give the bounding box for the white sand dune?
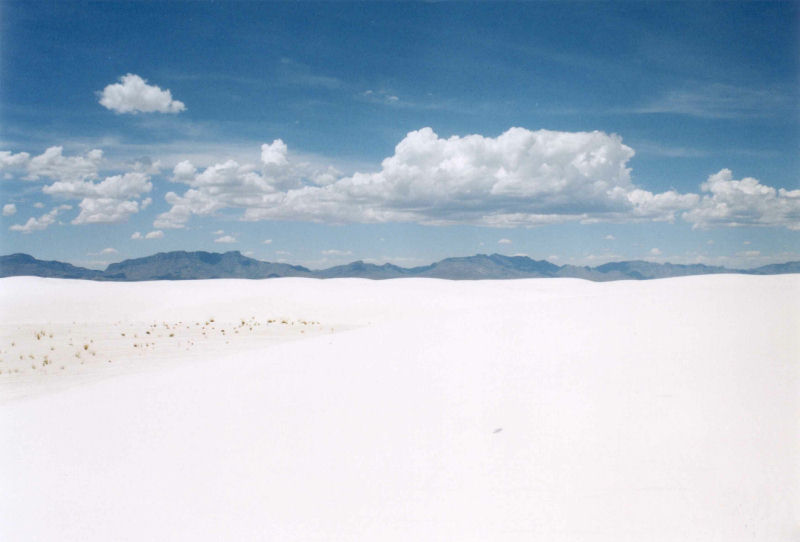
[1,275,798,541]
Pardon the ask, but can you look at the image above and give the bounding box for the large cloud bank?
[98,74,186,114]
[155,127,798,230]
[3,128,798,233]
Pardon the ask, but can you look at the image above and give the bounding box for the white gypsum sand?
[0,277,376,400]
[0,275,798,541]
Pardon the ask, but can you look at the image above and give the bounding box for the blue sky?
[1,1,798,269]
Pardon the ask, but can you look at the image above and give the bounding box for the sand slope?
[1,275,798,540]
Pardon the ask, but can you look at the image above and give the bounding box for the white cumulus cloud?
[9,205,71,234]
[0,150,31,169]
[261,140,288,167]
[214,235,237,243]
[43,171,153,224]
[145,230,164,239]
[1,146,103,183]
[1,146,155,226]
[130,157,163,175]
[7,133,798,235]
[28,146,103,182]
[158,128,698,229]
[71,198,143,225]
[43,171,152,200]
[498,238,512,245]
[682,169,800,230]
[99,74,186,114]
[154,139,319,228]
[3,203,17,216]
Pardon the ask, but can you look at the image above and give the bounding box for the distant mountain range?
[1,251,799,282]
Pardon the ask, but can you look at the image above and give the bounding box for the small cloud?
[650,248,662,256]
[214,235,236,243]
[243,250,254,257]
[276,250,291,256]
[743,240,751,245]
[0,150,30,168]
[213,229,225,235]
[604,234,615,240]
[498,238,512,245]
[87,247,119,257]
[130,156,162,174]
[131,231,142,240]
[9,205,70,234]
[362,89,402,106]
[98,73,186,114]
[321,249,352,256]
[145,230,164,239]
[740,250,761,257]
[277,58,344,90]
[707,239,714,245]
[262,239,272,244]
[2,203,16,216]
[33,202,44,209]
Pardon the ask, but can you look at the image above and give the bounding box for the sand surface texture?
[1,275,798,541]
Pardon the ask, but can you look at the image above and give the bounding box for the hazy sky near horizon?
[1,1,798,269]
